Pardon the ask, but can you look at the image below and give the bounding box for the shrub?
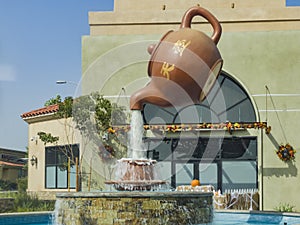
[274,203,295,212]
[0,179,17,191]
[17,177,28,193]
[14,193,55,212]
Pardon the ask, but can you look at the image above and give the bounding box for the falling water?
[129,110,147,159]
[52,199,62,225]
[105,110,167,191]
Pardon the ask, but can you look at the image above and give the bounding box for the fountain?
[105,110,167,191]
[55,6,222,225]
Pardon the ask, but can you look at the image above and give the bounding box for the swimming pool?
[0,212,53,225]
[213,211,300,225]
[1,211,300,224]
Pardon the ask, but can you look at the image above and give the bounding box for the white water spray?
[129,110,147,159]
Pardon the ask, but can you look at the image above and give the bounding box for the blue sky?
[286,0,300,6]
[0,0,299,151]
[0,0,114,151]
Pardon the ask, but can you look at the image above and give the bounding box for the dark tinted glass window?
[45,144,79,189]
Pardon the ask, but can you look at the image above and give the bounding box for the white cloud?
[0,64,16,81]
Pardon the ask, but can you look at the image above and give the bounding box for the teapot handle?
[180,6,222,45]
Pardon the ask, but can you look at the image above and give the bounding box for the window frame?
[146,136,258,191]
[142,71,258,191]
[45,144,79,189]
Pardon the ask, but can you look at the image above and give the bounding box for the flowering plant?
[276,144,296,162]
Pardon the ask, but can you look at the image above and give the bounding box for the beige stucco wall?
[26,116,80,199]
[220,30,300,211]
[82,0,300,211]
[25,114,113,198]
[89,0,300,35]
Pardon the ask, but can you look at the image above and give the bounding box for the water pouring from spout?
[128,110,147,159]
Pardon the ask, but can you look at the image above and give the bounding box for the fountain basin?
[105,158,166,191]
[55,191,213,225]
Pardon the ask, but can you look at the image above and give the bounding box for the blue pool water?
[0,212,53,225]
[1,211,300,225]
[213,211,300,225]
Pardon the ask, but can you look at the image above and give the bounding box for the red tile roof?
[0,161,25,167]
[21,104,59,119]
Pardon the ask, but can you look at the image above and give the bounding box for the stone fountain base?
[105,180,166,191]
[55,192,213,225]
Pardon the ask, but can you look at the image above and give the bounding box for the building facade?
[0,147,26,184]
[21,105,82,199]
[82,0,300,211]
[22,104,109,199]
[22,0,300,211]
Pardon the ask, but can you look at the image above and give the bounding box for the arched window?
[143,71,256,124]
[142,71,258,191]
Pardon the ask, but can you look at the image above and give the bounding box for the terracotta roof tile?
[21,104,59,118]
[0,161,25,167]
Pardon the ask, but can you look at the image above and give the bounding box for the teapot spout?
[130,91,144,110]
[130,78,199,110]
[130,83,172,110]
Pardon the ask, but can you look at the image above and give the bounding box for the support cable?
[265,85,288,143]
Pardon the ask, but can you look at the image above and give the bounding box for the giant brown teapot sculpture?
[130,6,223,110]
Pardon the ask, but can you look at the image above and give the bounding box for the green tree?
[72,93,129,190]
[39,93,128,190]
[57,96,73,118]
[72,92,128,160]
[44,94,62,106]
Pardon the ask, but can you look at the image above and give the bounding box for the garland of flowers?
[108,120,297,162]
[276,144,296,162]
[107,122,270,134]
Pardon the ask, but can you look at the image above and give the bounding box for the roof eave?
[22,113,61,124]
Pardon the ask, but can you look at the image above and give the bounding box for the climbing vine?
[37,132,59,145]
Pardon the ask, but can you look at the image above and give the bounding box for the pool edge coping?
[1,210,300,219]
[0,211,52,217]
